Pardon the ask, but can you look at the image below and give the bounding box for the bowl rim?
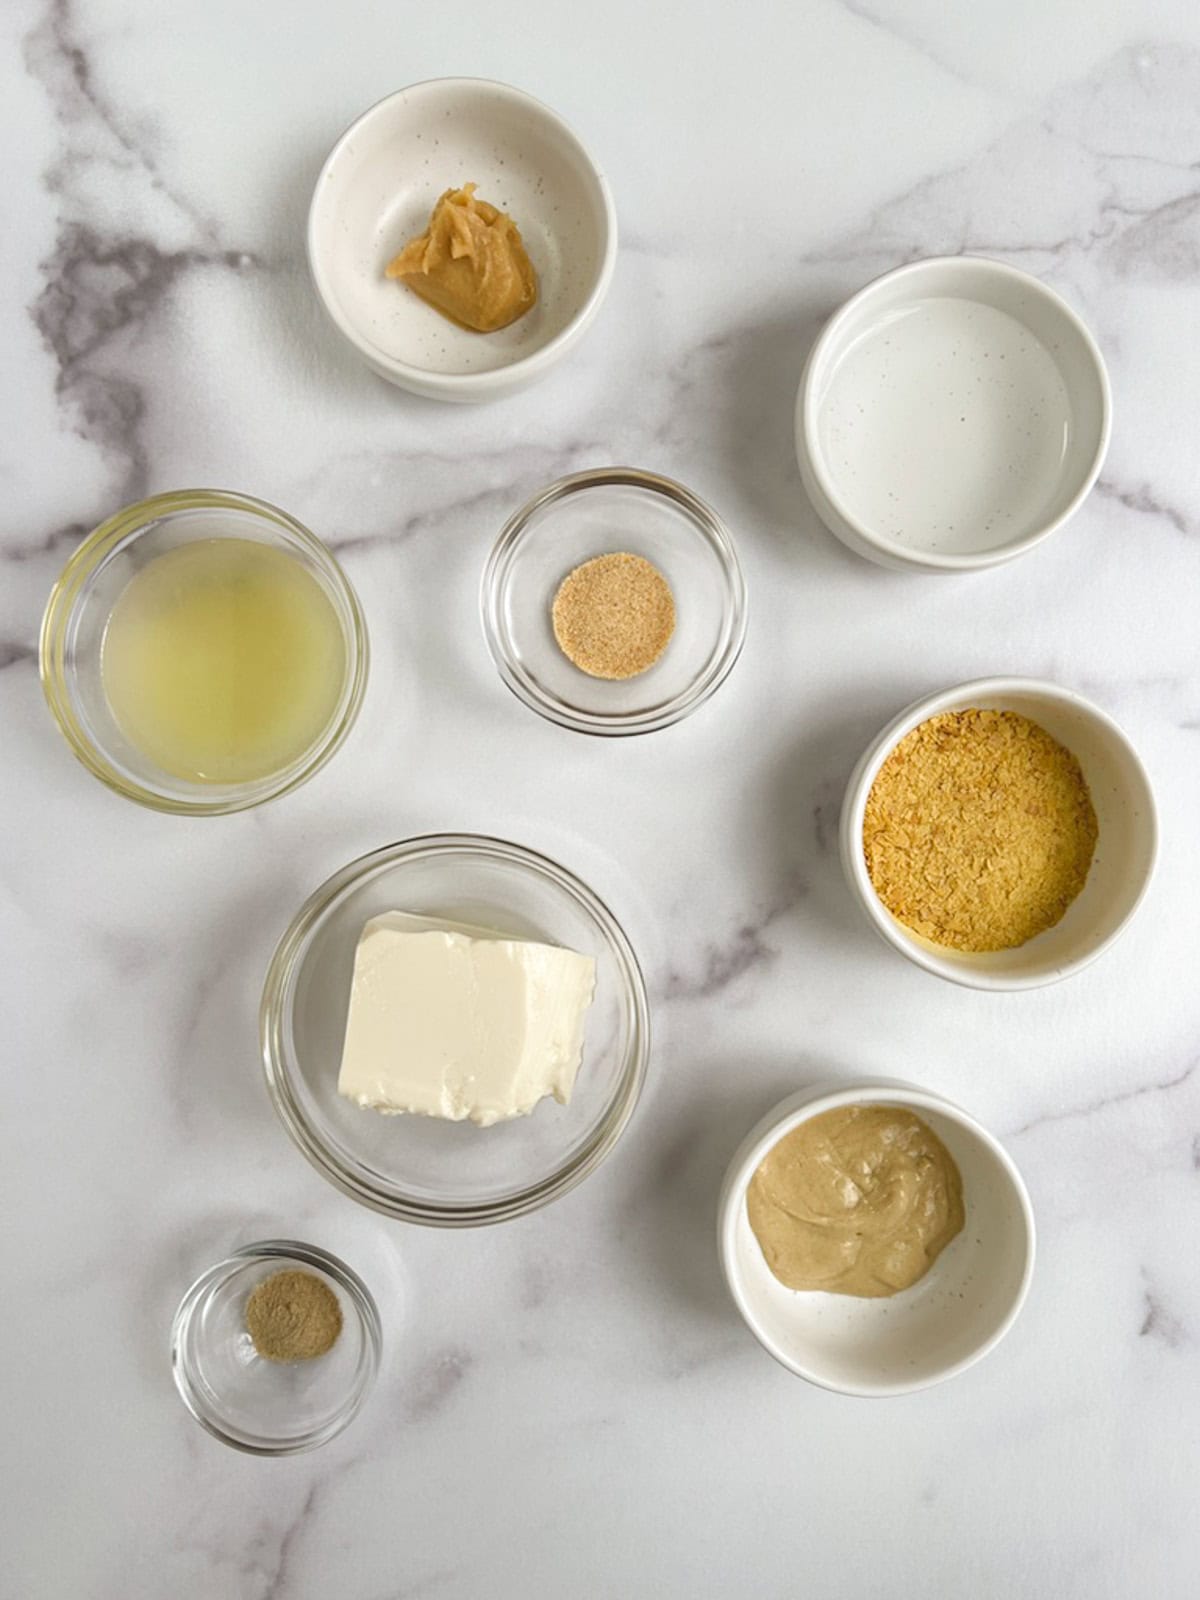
[260,832,651,1225]
[795,254,1113,572]
[717,1079,1037,1397]
[480,466,748,736]
[305,76,619,398]
[38,487,369,815]
[170,1238,381,1455]
[839,676,1159,990]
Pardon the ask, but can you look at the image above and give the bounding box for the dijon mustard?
[748,1104,965,1297]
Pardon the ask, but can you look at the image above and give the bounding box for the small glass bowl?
[261,834,650,1225]
[481,468,747,735]
[39,489,368,814]
[170,1240,381,1455]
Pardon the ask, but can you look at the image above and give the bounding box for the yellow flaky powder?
[863,709,1099,953]
[551,552,676,680]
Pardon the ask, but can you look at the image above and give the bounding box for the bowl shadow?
[757,679,933,947]
[709,298,868,579]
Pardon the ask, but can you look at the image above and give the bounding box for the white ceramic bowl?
[841,678,1157,989]
[307,79,617,401]
[796,257,1111,571]
[718,1081,1035,1396]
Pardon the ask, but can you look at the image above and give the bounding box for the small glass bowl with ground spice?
[171,1240,380,1454]
[482,468,747,735]
[840,678,1158,991]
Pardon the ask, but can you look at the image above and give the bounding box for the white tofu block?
[336,913,597,1128]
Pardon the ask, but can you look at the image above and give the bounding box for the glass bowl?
[261,835,650,1225]
[170,1240,380,1455]
[40,489,368,814]
[481,468,747,735]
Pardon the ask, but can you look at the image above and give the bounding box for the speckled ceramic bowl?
[796,257,1111,571]
[718,1081,1035,1396]
[307,78,617,401]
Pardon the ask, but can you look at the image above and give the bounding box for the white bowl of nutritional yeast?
[795,257,1111,572]
[840,678,1158,991]
[718,1080,1035,1396]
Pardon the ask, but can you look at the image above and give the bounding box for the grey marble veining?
[3,2,1200,1597]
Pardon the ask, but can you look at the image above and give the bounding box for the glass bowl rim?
[39,487,369,815]
[260,832,651,1226]
[480,466,748,736]
[170,1237,381,1456]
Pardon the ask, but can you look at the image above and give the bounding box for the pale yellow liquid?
[101,538,348,784]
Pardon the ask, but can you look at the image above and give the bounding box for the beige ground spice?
[245,1269,343,1362]
[863,709,1099,952]
[551,552,675,680]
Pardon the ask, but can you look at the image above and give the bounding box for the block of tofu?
[336,912,597,1127]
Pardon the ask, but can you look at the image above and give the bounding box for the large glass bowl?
[39,489,368,814]
[261,835,650,1225]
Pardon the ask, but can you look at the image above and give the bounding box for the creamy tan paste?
[385,183,537,333]
[747,1104,965,1297]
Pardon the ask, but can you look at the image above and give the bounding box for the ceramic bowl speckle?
[840,678,1157,990]
[307,78,617,402]
[796,257,1111,571]
[718,1081,1035,1396]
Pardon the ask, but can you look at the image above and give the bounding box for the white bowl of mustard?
[718,1081,1035,1396]
[307,79,617,402]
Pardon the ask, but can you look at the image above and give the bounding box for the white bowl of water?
[795,256,1110,572]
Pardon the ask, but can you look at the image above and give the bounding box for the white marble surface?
[3,2,1200,1595]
